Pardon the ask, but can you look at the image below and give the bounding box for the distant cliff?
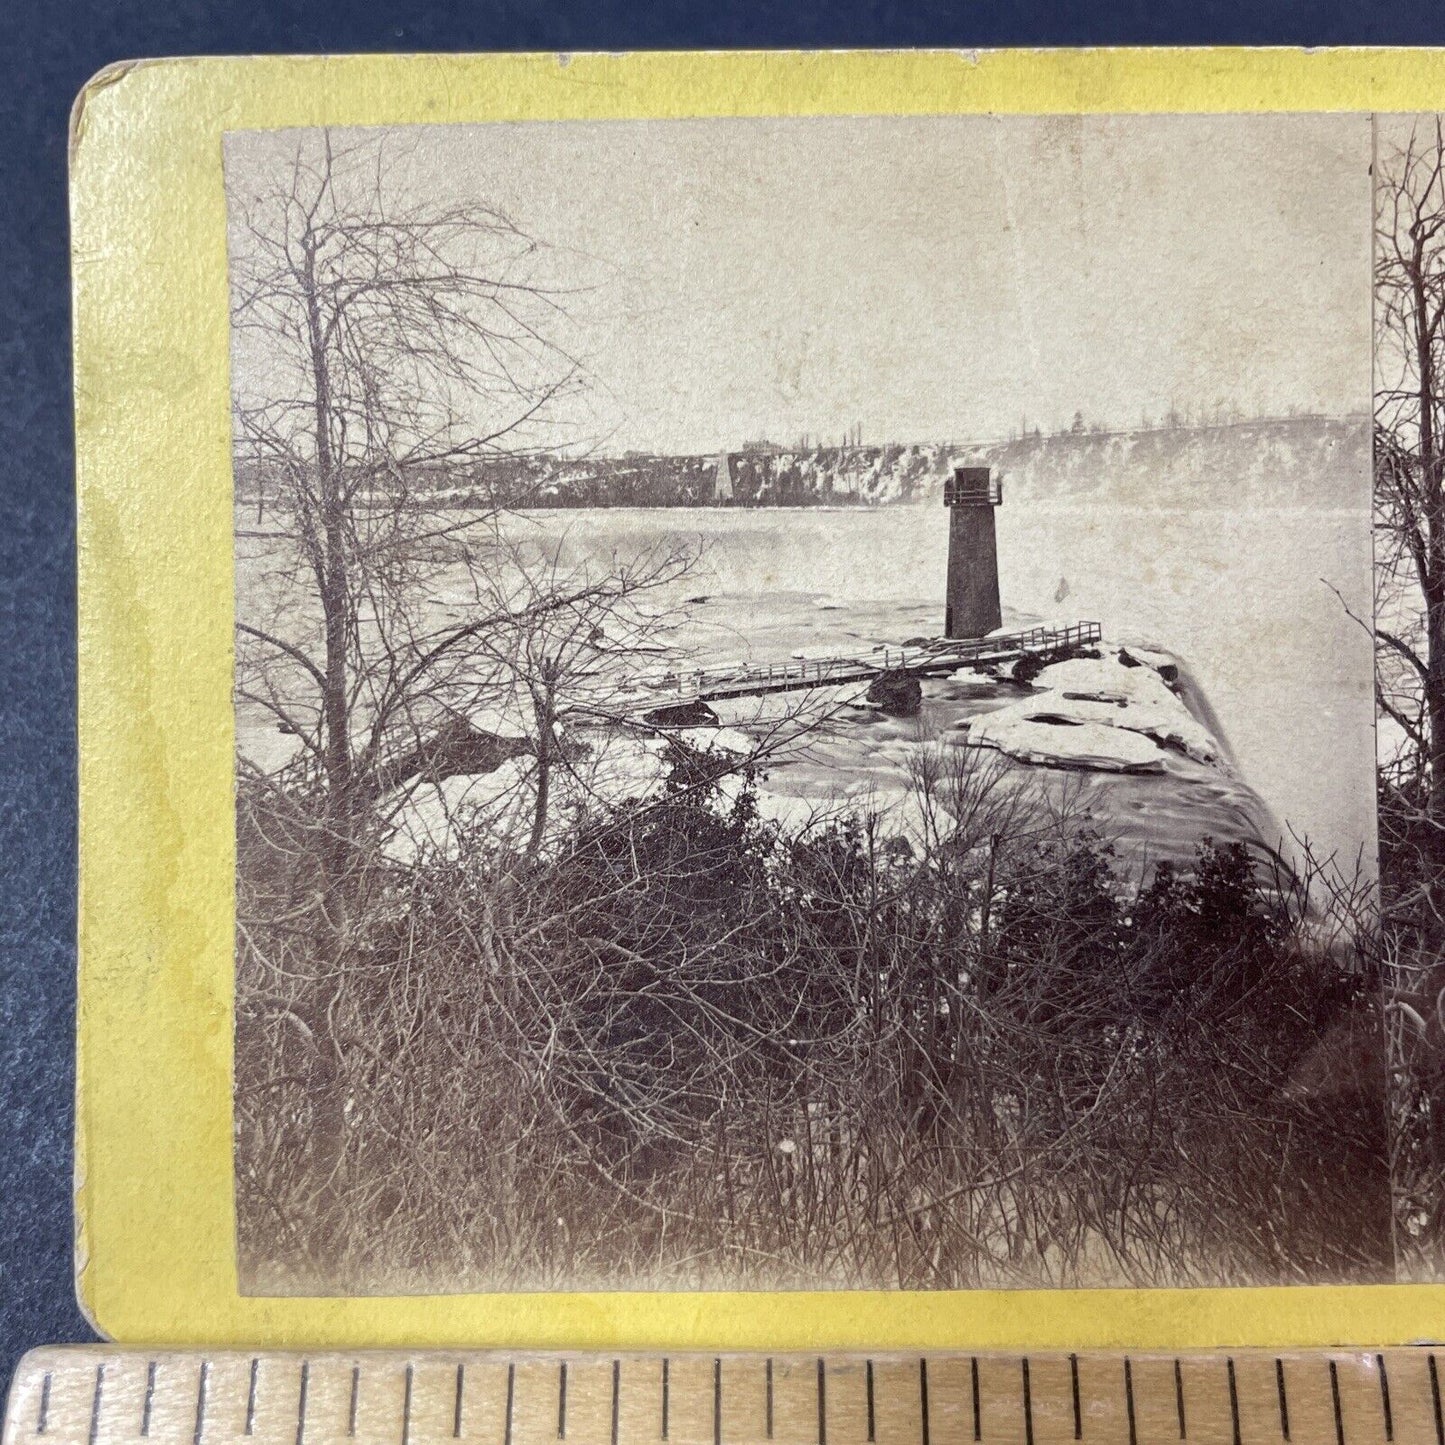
[234,415,1368,511]
[951,415,1368,511]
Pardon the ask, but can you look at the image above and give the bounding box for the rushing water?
[236,501,1374,877]
[481,504,1375,875]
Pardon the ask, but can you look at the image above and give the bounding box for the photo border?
[73,46,1445,1347]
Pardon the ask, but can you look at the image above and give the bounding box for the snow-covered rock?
[1031,655,1179,708]
[964,713,1168,774]
[384,732,688,862]
[1118,646,1180,680]
[959,647,1223,775]
[1028,652,1221,764]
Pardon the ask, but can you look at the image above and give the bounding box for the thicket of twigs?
[1379,760,1445,1280]
[1374,118,1445,1282]
[235,742,1392,1293]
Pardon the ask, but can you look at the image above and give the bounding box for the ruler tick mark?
[245,1359,259,1437]
[30,1347,1445,1445]
[88,1364,105,1445]
[816,1359,826,1445]
[296,1362,310,1445]
[36,1371,51,1436]
[1429,1355,1443,1445]
[1377,1355,1392,1442]
[141,1363,156,1438]
[192,1363,208,1445]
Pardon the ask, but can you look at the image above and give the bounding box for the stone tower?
[943,466,1002,638]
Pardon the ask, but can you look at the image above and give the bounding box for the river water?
[482,503,1375,877]
[236,501,1374,878]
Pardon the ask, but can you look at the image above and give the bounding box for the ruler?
[5,1350,1444,1445]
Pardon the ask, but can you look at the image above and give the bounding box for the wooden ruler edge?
[6,1347,1445,1445]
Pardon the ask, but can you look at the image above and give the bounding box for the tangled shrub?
[235,751,1392,1293]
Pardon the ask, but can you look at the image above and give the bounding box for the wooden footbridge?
[631,620,1102,717]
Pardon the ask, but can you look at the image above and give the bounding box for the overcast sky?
[227,113,1372,455]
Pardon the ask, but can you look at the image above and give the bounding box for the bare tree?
[1376,119,1445,817]
[228,133,851,1244]
[229,130,602,853]
[1374,116,1445,1277]
[228,130,703,1202]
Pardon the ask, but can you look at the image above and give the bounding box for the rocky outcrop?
[1119,646,1179,683]
[866,672,923,717]
[960,647,1223,775]
[962,713,1168,774]
[643,699,721,728]
[365,715,534,801]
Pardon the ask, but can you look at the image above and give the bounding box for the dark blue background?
[3,0,1443,1395]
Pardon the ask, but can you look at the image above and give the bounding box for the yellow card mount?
[4,1350,1444,1445]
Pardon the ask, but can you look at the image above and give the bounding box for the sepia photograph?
[227,113,1394,1295]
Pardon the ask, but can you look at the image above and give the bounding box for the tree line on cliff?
[235,414,1362,516]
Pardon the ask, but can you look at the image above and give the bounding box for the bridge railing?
[664,621,1102,703]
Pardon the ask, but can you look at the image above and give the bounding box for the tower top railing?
[943,467,1002,507]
